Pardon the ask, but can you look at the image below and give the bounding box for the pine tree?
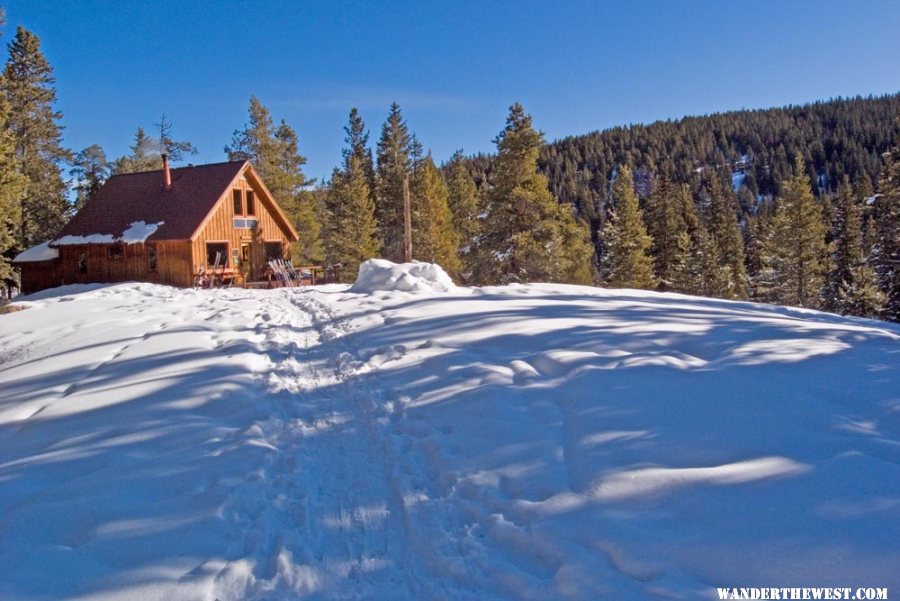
[0,82,26,290]
[343,107,375,187]
[2,26,70,249]
[873,144,900,321]
[289,189,325,265]
[704,172,749,299]
[113,118,195,174]
[71,144,110,210]
[323,154,379,281]
[112,127,161,174]
[768,155,830,308]
[599,164,656,289]
[226,98,309,203]
[476,103,593,285]
[375,103,411,261]
[227,96,321,259]
[445,149,481,281]
[823,176,885,317]
[409,156,461,276]
[643,166,687,288]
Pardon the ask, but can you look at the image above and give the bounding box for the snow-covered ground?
[1,262,898,600]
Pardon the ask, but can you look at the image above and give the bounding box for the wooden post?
[402,172,412,262]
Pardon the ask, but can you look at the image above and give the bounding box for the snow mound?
[350,259,456,294]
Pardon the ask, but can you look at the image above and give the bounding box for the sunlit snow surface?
[1,267,898,600]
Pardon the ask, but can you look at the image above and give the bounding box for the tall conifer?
[873,144,900,321]
[0,80,25,289]
[445,150,481,281]
[375,103,411,261]
[227,96,321,260]
[599,165,656,289]
[410,156,461,276]
[824,176,884,316]
[2,26,70,248]
[476,103,593,284]
[324,155,379,281]
[768,155,829,308]
[704,172,749,299]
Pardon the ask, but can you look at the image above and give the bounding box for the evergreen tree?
[226,97,309,203]
[343,107,374,186]
[375,102,411,261]
[643,166,687,288]
[823,176,885,317]
[744,213,769,300]
[445,149,481,281]
[112,127,160,174]
[323,154,379,281]
[599,164,656,289]
[71,144,110,210]
[2,26,70,248]
[704,172,749,299]
[0,82,26,289]
[409,156,461,276]
[289,189,325,265]
[227,96,321,259]
[113,119,195,174]
[873,145,900,321]
[768,155,830,308]
[476,103,593,284]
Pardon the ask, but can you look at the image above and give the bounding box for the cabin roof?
[12,241,59,263]
[52,160,250,245]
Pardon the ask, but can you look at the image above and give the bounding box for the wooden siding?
[18,240,194,293]
[191,170,293,280]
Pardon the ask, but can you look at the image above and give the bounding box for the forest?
[0,22,898,322]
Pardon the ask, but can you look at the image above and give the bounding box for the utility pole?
[402,172,412,262]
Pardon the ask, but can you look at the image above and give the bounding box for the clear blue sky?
[4,0,899,182]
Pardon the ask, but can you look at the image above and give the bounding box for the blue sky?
[5,1,899,182]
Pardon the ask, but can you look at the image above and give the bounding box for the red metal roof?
[54,160,248,243]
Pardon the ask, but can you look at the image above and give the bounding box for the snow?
[731,170,746,192]
[120,220,164,243]
[349,258,457,294]
[1,267,899,600]
[12,240,59,263]
[53,220,164,245]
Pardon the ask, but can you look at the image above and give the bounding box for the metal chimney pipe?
[162,153,172,189]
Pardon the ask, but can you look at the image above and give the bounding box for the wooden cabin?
[13,158,299,294]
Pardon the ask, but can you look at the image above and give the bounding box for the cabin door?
[241,242,255,280]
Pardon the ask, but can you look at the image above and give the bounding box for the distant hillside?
[465,93,900,223]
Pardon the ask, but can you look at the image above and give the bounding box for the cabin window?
[107,244,123,260]
[206,242,229,267]
[265,242,283,262]
[246,190,256,216]
[148,244,158,272]
[78,252,88,274]
[232,189,243,215]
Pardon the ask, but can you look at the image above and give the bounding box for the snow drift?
[349,259,456,294]
[1,278,898,600]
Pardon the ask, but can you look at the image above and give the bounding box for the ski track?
[210,289,475,600]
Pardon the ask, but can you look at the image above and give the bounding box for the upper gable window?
[232,189,243,215]
[246,191,256,216]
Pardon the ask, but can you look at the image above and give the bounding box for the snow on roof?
[12,241,60,263]
[52,220,164,246]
